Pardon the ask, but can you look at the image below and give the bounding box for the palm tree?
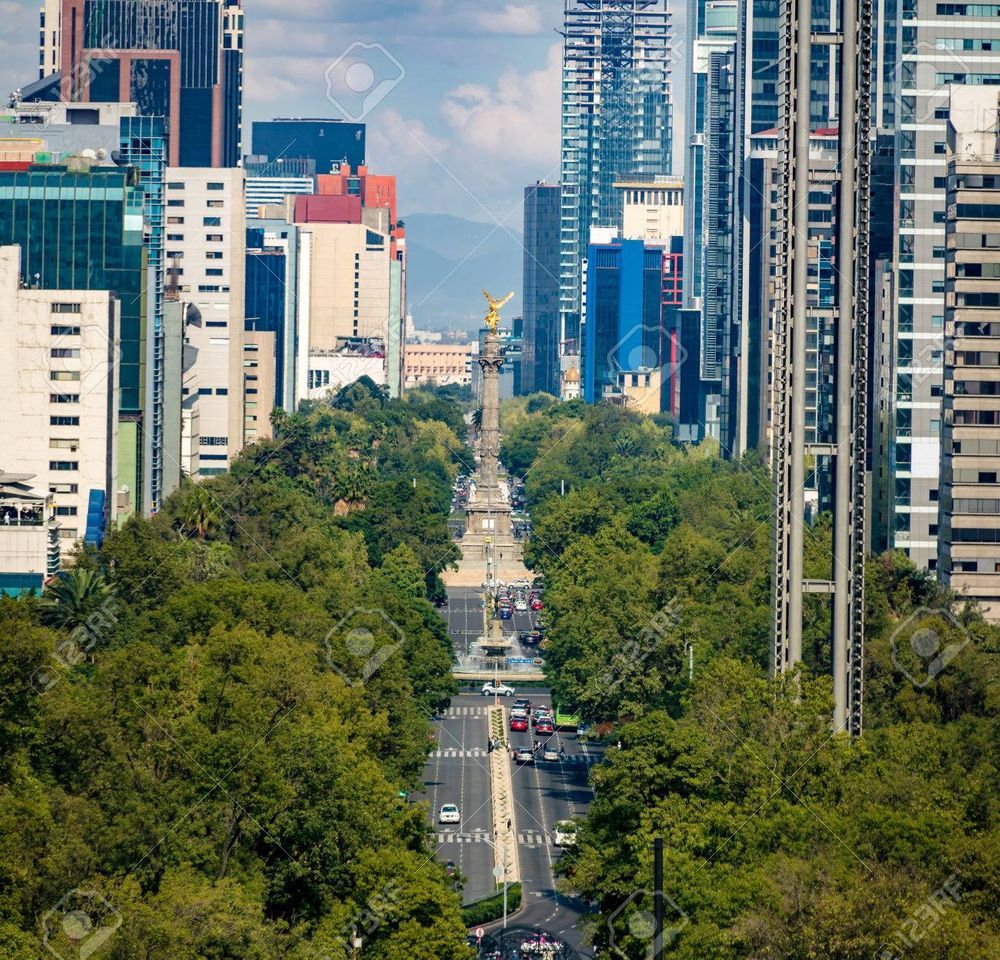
[42,568,113,633]
[471,406,483,435]
[184,484,221,540]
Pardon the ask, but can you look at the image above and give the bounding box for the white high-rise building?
[887,3,1000,569]
[165,168,247,478]
[0,245,119,549]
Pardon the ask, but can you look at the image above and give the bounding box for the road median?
[486,703,520,886]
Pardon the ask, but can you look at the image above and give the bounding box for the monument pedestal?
[461,491,518,565]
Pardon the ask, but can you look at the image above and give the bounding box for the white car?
[482,682,515,697]
[514,598,528,611]
[438,804,461,824]
[554,820,577,847]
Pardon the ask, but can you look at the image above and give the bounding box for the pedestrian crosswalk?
[518,832,554,848]
[428,747,597,763]
[435,831,491,844]
[434,831,555,848]
[439,706,490,718]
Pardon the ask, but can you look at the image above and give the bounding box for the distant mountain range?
[402,212,523,334]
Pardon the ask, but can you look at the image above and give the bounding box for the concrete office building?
[243,331,276,444]
[938,86,1000,616]
[38,0,61,79]
[521,182,562,396]
[617,176,685,242]
[305,353,385,400]
[165,167,247,477]
[0,246,118,550]
[885,1,1000,569]
[403,344,473,388]
[317,164,407,397]
[559,0,673,392]
[298,220,391,347]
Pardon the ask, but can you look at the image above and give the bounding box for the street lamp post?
[462,833,512,930]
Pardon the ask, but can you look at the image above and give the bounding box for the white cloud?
[477,4,544,35]
[440,43,560,167]
[367,107,449,168]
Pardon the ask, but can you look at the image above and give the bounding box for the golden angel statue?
[482,289,514,333]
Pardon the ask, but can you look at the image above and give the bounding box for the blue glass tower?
[582,238,665,404]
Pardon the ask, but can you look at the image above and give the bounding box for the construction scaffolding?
[771,0,872,735]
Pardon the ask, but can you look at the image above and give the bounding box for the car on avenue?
[554,820,577,846]
[536,719,555,735]
[541,747,561,762]
[513,748,535,765]
[438,803,461,824]
[510,717,529,732]
[482,682,515,696]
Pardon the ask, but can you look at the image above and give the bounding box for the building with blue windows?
[582,238,667,412]
[251,118,366,175]
[245,223,300,412]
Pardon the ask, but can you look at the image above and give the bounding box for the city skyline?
[1,0,689,223]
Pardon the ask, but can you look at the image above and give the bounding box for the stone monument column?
[478,329,503,494]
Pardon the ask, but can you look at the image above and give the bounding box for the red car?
[536,720,554,735]
[531,598,543,611]
[510,717,528,732]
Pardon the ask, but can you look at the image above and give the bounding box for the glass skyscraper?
[522,182,562,396]
[559,0,673,386]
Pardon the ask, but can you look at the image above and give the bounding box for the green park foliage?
[507,396,1000,959]
[0,382,474,959]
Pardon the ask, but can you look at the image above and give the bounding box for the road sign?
[475,926,485,941]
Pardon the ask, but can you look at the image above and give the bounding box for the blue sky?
[0,0,684,226]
